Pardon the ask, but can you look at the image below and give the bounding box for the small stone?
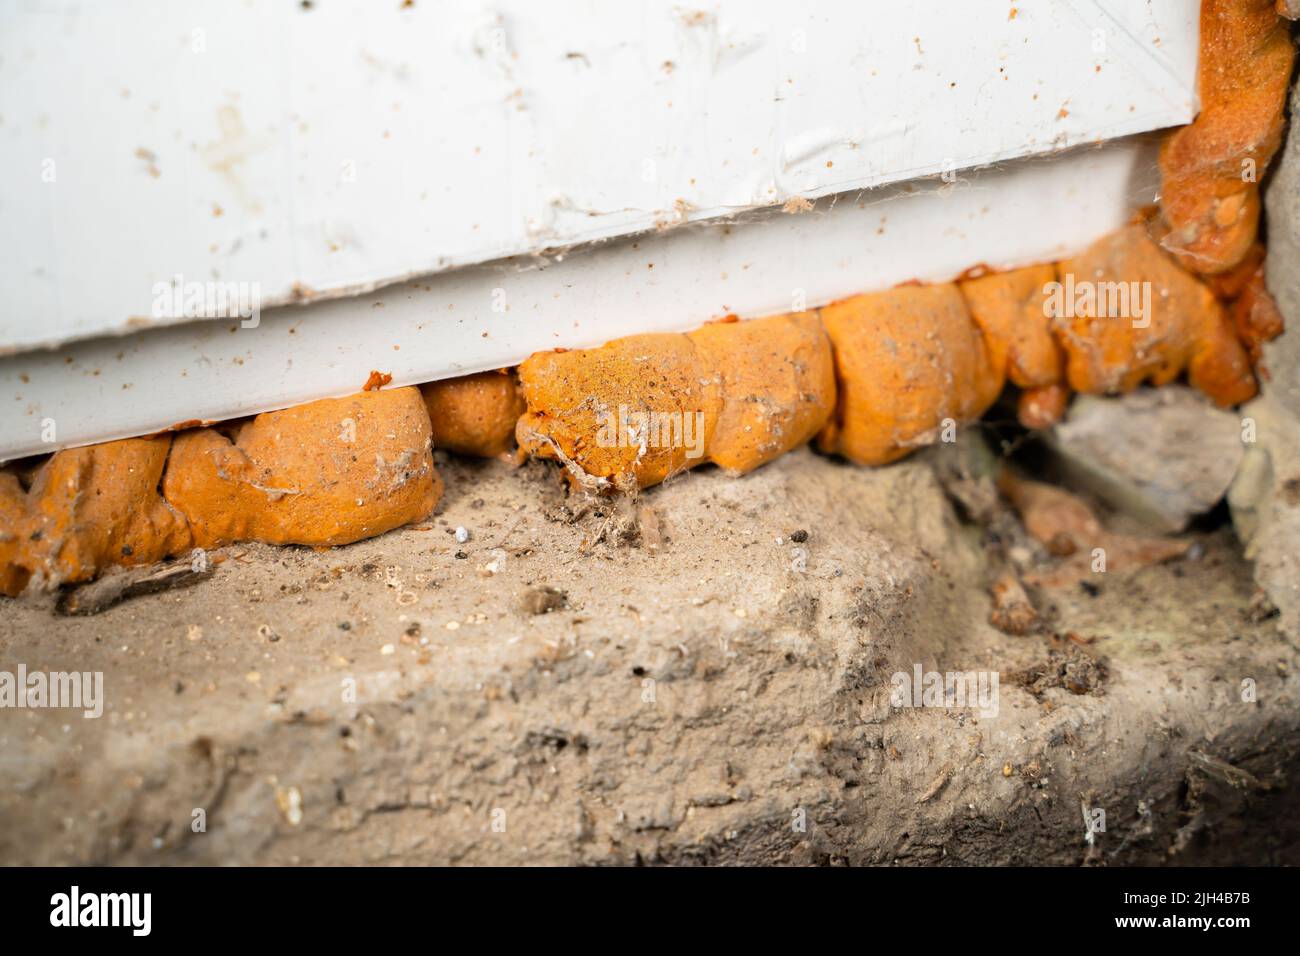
[275,785,303,826]
[1048,387,1244,532]
[455,526,470,543]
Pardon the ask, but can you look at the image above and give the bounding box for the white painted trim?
[1,135,1162,461]
[0,0,1195,351]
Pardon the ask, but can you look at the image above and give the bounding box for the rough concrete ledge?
[1,449,1297,865]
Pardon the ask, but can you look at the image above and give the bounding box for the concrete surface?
[1,448,1296,865]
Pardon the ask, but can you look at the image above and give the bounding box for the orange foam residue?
[816,284,1002,466]
[960,263,1067,427]
[0,473,32,596]
[1152,0,1294,274]
[420,370,525,458]
[363,370,393,391]
[687,311,835,475]
[516,312,834,489]
[163,387,440,548]
[1054,223,1256,407]
[1,436,192,595]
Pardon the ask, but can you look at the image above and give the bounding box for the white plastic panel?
[0,135,1163,461]
[0,0,1197,352]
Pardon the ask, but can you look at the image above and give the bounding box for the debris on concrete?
[2,448,1297,865]
[997,469,1190,588]
[56,561,215,616]
[989,571,1037,635]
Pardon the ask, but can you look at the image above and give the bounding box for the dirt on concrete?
[1,446,1297,865]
